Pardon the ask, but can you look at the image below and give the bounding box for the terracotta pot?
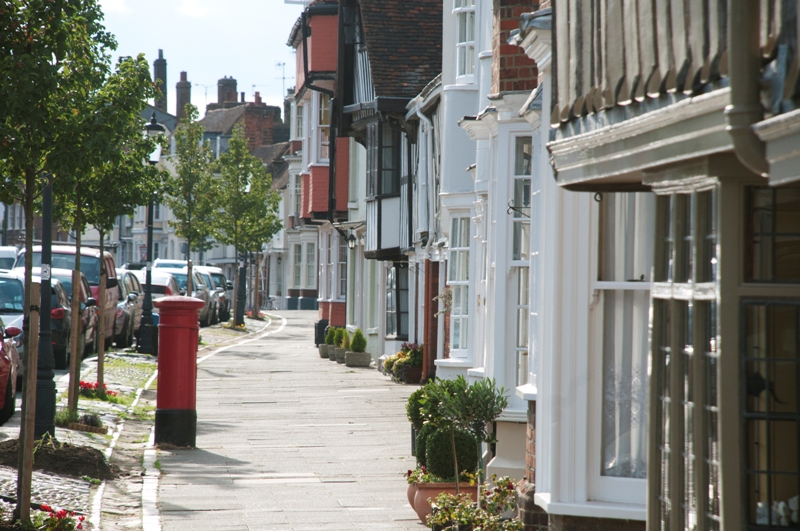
[413,482,477,524]
[318,344,329,358]
[402,365,423,384]
[407,482,418,506]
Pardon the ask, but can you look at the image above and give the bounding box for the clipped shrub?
[392,354,410,379]
[325,327,336,345]
[341,330,350,349]
[333,328,344,348]
[425,426,478,479]
[415,422,437,467]
[351,328,367,353]
[406,387,426,430]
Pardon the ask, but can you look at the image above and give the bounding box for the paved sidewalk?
[157,310,423,531]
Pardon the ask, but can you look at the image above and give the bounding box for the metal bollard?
[153,296,205,447]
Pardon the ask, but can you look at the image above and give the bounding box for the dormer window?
[455,0,475,79]
[317,93,331,161]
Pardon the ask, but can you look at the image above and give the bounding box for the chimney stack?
[240,92,245,103]
[217,76,237,104]
[254,92,262,104]
[176,71,192,121]
[153,49,167,112]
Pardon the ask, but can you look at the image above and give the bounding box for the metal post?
[138,195,156,354]
[235,253,246,326]
[35,175,55,439]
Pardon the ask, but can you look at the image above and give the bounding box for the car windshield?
[171,273,188,290]
[211,273,227,288]
[0,278,23,312]
[53,275,73,298]
[154,262,185,269]
[0,258,15,270]
[26,251,101,285]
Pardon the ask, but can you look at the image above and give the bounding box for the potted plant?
[330,328,343,362]
[345,328,370,367]
[423,476,522,531]
[320,326,335,358]
[336,329,350,363]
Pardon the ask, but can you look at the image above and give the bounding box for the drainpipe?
[415,104,433,237]
[724,0,768,177]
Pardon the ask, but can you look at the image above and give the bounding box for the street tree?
[212,125,281,325]
[0,0,119,359]
[54,55,163,409]
[166,103,215,294]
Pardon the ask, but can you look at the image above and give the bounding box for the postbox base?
[155,409,196,447]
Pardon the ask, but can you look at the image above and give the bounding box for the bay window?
[513,137,532,385]
[326,233,334,298]
[367,121,402,198]
[386,263,409,339]
[293,244,302,287]
[449,217,470,353]
[338,239,347,299]
[454,0,475,78]
[295,103,304,140]
[317,93,330,161]
[306,242,316,289]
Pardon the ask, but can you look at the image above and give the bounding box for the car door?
[126,273,143,333]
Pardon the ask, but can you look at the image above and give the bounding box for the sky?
[98,0,308,119]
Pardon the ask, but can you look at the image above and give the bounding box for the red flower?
[40,504,52,512]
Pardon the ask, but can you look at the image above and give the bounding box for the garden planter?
[412,482,478,524]
[407,482,418,506]
[401,365,423,384]
[318,344,329,358]
[345,351,371,367]
[328,347,339,361]
[335,347,347,363]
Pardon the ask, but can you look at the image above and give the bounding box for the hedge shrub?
[425,426,478,479]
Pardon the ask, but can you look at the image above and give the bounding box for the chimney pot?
[254,92,262,104]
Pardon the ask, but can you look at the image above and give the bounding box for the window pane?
[513,178,531,217]
[459,218,470,247]
[599,193,655,282]
[513,221,530,261]
[514,137,532,176]
[600,289,650,478]
[748,187,800,282]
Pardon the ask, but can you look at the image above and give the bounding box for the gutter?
[415,101,433,236]
[724,0,768,177]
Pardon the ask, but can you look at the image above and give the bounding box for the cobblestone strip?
[0,467,92,514]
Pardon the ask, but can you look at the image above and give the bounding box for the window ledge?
[434,358,474,368]
[516,383,537,401]
[533,493,646,521]
[347,202,359,209]
[466,367,485,378]
[366,327,379,336]
[307,162,330,168]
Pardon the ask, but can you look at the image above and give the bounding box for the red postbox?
[153,296,205,447]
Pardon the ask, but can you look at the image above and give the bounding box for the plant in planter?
[394,342,423,383]
[423,476,523,531]
[345,328,371,367]
[430,376,508,510]
[331,328,344,362]
[322,327,336,359]
[335,329,349,363]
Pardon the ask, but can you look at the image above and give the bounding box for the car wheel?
[0,373,14,425]
[211,305,218,325]
[114,316,127,347]
[125,319,134,348]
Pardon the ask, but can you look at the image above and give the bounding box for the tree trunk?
[68,206,83,414]
[187,241,193,296]
[97,230,106,389]
[253,252,260,315]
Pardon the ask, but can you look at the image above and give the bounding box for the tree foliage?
[211,125,282,255]
[167,103,215,260]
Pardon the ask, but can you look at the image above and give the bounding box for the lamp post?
[35,173,55,439]
[138,113,164,355]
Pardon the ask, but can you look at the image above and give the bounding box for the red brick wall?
[243,104,282,151]
[518,401,549,531]
[309,15,339,73]
[319,300,345,327]
[492,0,539,94]
[309,165,330,214]
[335,137,350,211]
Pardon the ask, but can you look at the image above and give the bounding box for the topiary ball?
[425,426,478,480]
[415,423,437,468]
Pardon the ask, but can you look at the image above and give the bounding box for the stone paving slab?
[158,310,425,531]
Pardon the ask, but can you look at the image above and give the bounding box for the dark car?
[40,277,74,370]
[32,267,99,356]
[197,266,231,322]
[128,270,181,327]
[114,269,143,348]
[0,273,22,424]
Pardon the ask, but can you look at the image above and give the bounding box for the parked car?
[0,247,19,271]
[170,269,213,326]
[153,259,188,270]
[128,270,182,326]
[30,276,73,370]
[31,267,99,356]
[114,269,144,348]
[14,245,120,347]
[0,272,23,424]
[195,269,220,324]
[196,265,232,321]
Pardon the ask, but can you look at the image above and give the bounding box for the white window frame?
[293,243,302,288]
[448,215,470,355]
[293,175,302,217]
[295,103,304,140]
[338,238,347,300]
[325,232,334,299]
[454,0,476,80]
[587,192,655,505]
[316,92,331,163]
[305,242,316,289]
[511,136,533,386]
